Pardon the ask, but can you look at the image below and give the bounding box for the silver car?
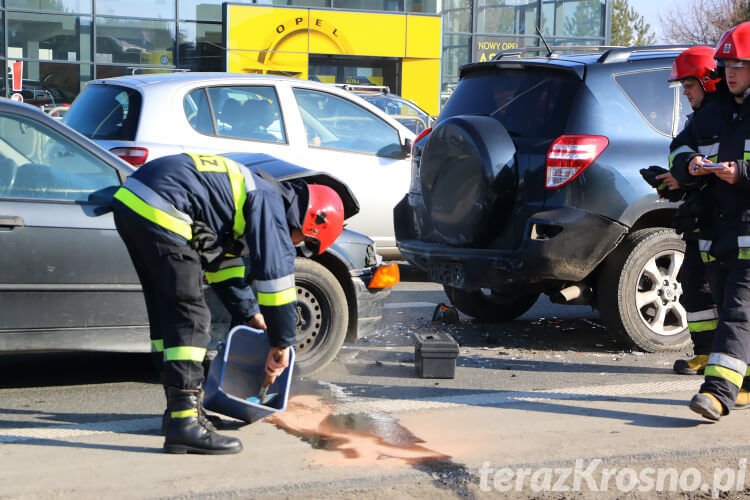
[64,73,415,258]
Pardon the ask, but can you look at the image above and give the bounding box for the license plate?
[428,263,464,288]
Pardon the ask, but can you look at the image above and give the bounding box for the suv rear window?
[65,84,141,141]
[439,67,580,138]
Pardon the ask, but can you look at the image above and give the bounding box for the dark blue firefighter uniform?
[111,153,297,390]
[671,94,750,412]
[670,119,719,362]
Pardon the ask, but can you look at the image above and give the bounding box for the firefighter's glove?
[639,166,684,202]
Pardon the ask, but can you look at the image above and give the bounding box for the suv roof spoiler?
[492,44,692,63]
[493,45,623,60]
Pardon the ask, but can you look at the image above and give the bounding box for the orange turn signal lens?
[368,263,400,289]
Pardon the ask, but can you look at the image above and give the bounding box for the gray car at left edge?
[0,99,393,375]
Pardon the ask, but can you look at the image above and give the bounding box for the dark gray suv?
[395,46,694,352]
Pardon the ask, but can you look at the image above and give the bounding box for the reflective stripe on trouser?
[112,207,211,390]
[700,265,750,411]
[700,237,750,263]
[679,240,716,355]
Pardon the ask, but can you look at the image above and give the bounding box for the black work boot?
[159,374,222,435]
[164,387,242,455]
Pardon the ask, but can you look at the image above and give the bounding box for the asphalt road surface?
[2,266,750,499]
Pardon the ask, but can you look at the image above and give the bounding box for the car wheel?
[293,257,348,376]
[444,286,540,322]
[597,228,690,352]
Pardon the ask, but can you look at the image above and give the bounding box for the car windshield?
[65,84,142,141]
[439,67,580,138]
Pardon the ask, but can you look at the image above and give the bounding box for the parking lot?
[2,266,750,499]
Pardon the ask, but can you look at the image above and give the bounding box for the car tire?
[597,228,690,352]
[293,257,348,376]
[444,286,540,322]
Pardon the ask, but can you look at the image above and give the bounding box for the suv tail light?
[545,135,608,189]
[409,127,432,194]
[110,147,149,166]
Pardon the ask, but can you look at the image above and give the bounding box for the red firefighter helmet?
[668,46,720,92]
[300,184,345,254]
[714,22,750,63]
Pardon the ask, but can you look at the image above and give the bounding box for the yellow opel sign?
[224,4,441,114]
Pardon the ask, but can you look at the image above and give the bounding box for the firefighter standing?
[112,153,345,452]
[670,23,750,421]
[655,46,723,375]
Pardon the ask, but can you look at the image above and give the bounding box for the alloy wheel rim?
[634,249,687,337]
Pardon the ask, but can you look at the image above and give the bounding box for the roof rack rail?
[597,45,692,64]
[493,45,623,60]
[126,66,190,75]
[335,83,391,94]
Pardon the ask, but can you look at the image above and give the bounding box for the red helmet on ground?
[301,184,345,254]
[714,22,750,63]
[668,46,720,92]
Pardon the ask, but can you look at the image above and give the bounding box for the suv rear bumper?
[395,196,627,290]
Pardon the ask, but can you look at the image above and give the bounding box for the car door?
[288,86,410,254]
[0,108,148,351]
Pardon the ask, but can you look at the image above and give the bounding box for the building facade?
[1,0,611,109]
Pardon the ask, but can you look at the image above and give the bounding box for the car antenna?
[536,26,553,58]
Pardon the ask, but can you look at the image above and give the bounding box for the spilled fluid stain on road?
[266,395,450,465]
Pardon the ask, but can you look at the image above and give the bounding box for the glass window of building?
[178,22,223,71]
[541,0,605,38]
[441,33,471,94]
[179,0,256,22]
[95,18,175,66]
[263,0,332,7]
[6,0,92,14]
[96,0,175,19]
[476,0,538,35]
[406,0,438,13]
[333,0,403,11]
[12,61,90,107]
[8,13,91,63]
[442,0,472,32]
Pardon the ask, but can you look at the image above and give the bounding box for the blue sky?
[625,0,676,42]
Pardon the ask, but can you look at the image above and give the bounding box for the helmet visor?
[717,59,748,68]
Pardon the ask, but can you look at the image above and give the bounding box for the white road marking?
[0,417,160,444]
[384,302,438,309]
[0,380,702,444]
[331,379,703,415]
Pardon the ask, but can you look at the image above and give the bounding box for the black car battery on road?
[413,331,459,379]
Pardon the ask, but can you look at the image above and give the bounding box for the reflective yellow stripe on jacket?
[205,257,246,284]
[113,187,193,240]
